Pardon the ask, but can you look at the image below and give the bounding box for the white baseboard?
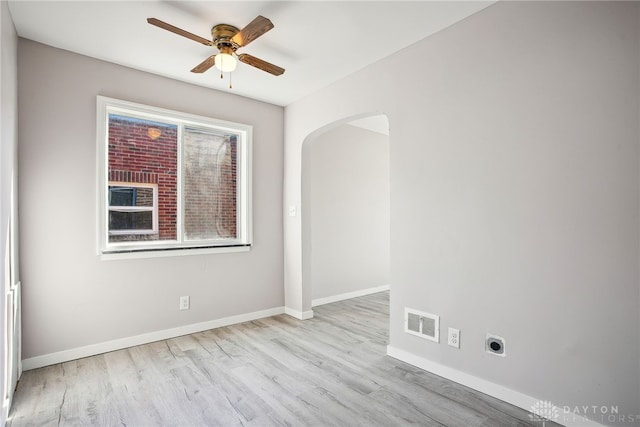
[284,307,314,320]
[22,306,285,371]
[386,345,604,427]
[312,284,390,307]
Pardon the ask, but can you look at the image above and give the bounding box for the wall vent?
[404,308,439,343]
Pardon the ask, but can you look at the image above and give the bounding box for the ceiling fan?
[147,15,285,84]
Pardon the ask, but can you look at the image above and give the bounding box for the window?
[97,96,252,257]
[108,183,158,237]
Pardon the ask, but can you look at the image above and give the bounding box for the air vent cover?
[405,308,439,343]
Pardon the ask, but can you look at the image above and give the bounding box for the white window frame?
[108,182,158,236]
[97,96,252,259]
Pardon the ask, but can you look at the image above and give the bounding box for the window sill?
[100,244,251,261]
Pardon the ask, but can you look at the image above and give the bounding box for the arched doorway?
[301,114,390,314]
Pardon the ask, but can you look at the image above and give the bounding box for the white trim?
[386,345,605,427]
[284,307,314,320]
[3,281,21,419]
[100,244,250,261]
[312,284,390,307]
[22,306,284,371]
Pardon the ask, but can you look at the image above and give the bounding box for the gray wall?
[1,1,19,423]
[302,124,389,302]
[284,2,639,424]
[18,40,284,360]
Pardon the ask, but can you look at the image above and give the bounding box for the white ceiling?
[7,1,493,107]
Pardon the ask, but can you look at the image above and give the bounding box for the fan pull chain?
[229,72,233,89]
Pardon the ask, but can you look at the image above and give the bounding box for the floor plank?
[8,291,555,426]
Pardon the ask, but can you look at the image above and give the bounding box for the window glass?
[183,127,237,241]
[98,97,252,256]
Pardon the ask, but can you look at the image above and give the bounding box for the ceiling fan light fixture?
[147,15,285,82]
[215,52,237,72]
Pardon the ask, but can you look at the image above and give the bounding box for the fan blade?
[238,53,285,76]
[231,15,274,47]
[147,18,212,46]
[191,55,217,73]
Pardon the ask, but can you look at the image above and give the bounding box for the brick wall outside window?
[108,116,177,241]
[107,116,238,243]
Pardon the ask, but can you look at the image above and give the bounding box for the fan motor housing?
[211,24,240,50]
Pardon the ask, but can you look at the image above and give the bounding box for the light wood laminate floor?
[8,292,552,426]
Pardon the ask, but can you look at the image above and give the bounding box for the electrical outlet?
[179,296,190,310]
[486,334,505,357]
[447,327,460,348]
